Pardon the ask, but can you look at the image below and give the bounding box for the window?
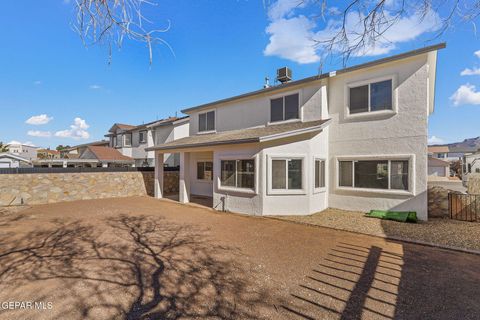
[349,79,392,114]
[199,111,215,132]
[315,159,326,189]
[220,159,255,189]
[197,161,213,181]
[115,136,121,147]
[270,93,299,122]
[124,133,132,146]
[139,131,147,144]
[271,159,303,190]
[338,159,409,191]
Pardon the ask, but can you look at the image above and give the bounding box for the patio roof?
[146,119,330,152]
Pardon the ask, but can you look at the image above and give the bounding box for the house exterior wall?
[188,83,325,135]
[170,50,437,220]
[7,144,37,161]
[428,166,448,177]
[189,151,214,197]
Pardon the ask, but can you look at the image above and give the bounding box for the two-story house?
[148,44,445,221]
[106,117,189,167]
[6,142,38,161]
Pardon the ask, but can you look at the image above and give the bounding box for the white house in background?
[0,153,32,168]
[148,43,445,221]
[462,152,480,187]
[6,143,38,161]
[428,157,450,180]
[105,117,189,167]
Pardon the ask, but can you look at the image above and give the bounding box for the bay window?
[220,159,255,189]
[271,158,303,190]
[314,159,326,189]
[338,159,409,191]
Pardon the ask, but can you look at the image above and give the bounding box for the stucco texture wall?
[0,171,180,206]
[468,174,480,194]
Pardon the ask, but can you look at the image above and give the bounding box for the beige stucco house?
[148,43,445,220]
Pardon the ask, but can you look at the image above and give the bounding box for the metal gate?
[448,193,480,222]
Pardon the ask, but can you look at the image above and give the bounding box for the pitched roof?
[428,146,449,153]
[85,146,134,162]
[65,140,109,151]
[147,119,330,152]
[37,149,61,154]
[0,153,31,163]
[182,43,446,114]
[428,157,450,167]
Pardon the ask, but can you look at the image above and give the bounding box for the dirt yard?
[0,197,479,320]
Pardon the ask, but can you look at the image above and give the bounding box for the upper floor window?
[124,133,132,147]
[270,93,299,122]
[139,131,147,144]
[349,79,392,114]
[199,111,215,132]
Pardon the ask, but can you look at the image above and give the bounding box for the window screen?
[390,160,408,190]
[339,161,353,187]
[270,98,284,122]
[315,160,325,188]
[272,160,286,189]
[284,94,299,120]
[349,85,369,114]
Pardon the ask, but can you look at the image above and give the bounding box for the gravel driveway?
[0,197,479,319]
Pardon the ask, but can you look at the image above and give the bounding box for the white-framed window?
[268,155,306,194]
[314,158,326,189]
[198,110,215,132]
[220,159,255,190]
[114,135,121,147]
[139,131,147,144]
[197,161,213,181]
[124,133,132,147]
[338,159,409,191]
[347,77,394,115]
[270,93,299,123]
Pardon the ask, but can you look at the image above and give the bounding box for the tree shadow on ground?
[0,215,273,319]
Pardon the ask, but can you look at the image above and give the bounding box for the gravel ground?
[1,198,480,319]
[275,208,480,252]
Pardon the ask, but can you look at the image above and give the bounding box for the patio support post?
[155,152,164,198]
[179,152,190,203]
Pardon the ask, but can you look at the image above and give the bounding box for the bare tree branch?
[73,0,173,64]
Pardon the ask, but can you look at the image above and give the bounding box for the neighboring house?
[105,117,189,167]
[0,153,32,168]
[6,143,38,161]
[61,140,110,158]
[462,152,480,187]
[79,146,135,167]
[37,149,61,160]
[148,43,445,220]
[428,145,466,162]
[428,157,450,179]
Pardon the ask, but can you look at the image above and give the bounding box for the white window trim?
[139,130,147,144]
[268,90,303,124]
[197,109,216,134]
[217,155,258,195]
[196,159,214,183]
[344,74,398,120]
[267,154,307,195]
[335,154,415,196]
[313,157,327,194]
[123,133,132,147]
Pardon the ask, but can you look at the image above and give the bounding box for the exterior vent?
[276,67,292,83]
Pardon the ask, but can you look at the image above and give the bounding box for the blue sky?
[0,0,479,148]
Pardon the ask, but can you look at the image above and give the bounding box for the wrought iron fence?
[448,193,479,222]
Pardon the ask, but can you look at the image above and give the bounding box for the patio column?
[179,152,190,203]
[154,151,164,198]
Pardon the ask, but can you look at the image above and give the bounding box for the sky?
[0,0,479,148]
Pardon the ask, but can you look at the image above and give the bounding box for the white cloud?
[89,84,102,90]
[27,130,52,138]
[475,50,480,58]
[264,1,441,63]
[428,136,444,144]
[450,84,480,106]
[33,80,42,85]
[7,140,36,147]
[460,68,480,76]
[54,117,90,140]
[25,114,53,125]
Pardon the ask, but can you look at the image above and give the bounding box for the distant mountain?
[434,137,480,153]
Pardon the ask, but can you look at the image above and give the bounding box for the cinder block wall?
[0,171,178,206]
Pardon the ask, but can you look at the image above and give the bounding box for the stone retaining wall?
[468,174,480,194]
[0,171,179,206]
[428,185,450,218]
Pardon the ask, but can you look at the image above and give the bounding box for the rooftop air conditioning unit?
[276,67,292,83]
